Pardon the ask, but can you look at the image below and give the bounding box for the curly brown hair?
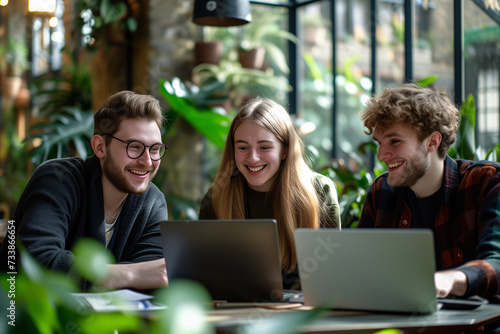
[359,83,460,158]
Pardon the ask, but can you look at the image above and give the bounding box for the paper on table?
[71,289,167,312]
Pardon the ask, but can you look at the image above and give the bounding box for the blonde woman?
[199,97,341,289]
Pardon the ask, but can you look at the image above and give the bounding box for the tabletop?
[207,303,500,334]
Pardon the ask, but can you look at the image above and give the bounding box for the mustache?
[126,165,156,172]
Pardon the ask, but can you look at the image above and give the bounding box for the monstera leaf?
[26,107,94,167]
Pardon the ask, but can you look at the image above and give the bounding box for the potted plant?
[25,56,94,167]
[191,59,291,110]
[0,35,29,99]
[238,10,298,74]
[194,25,238,65]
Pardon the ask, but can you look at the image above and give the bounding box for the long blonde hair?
[211,97,320,272]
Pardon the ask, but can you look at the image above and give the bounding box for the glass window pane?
[464,1,500,154]
[50,0,65,71]
[251,0,290,4]
[31,0,64,76]
[335,0,373,166]
[376,0,405,89]
[297,0,375,167]
[297,1,333,167]
[413,0,454,93]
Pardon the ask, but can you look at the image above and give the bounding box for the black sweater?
[0,156,167,274]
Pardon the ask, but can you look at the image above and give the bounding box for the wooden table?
[207,303,500,333]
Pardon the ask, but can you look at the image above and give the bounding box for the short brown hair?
[360,83,460,158]
[94,90,164,137]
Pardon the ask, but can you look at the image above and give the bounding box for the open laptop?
[294,228,439,314]
[160,219,285,302]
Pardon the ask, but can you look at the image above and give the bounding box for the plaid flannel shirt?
[358,156,500,298]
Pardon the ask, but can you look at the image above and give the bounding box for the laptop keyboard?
[283,290,303,303]
[437,296,488,310]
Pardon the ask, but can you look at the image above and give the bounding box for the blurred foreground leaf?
[152,280,214,334]
[236,307,327,334]
[72,238,115,282]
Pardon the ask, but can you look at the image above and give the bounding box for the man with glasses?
[0,91,169,290]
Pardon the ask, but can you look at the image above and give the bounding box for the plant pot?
[238,47,265,70]
[1,77,22,100]
[195,41,223,65]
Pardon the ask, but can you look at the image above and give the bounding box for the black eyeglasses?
[104,134,168,161]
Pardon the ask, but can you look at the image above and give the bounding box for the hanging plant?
[76,0,139,45]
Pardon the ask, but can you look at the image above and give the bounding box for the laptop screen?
[160,219,284,302]
[295,228,438,314]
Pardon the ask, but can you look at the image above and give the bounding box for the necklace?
[104,195,128,221]
[104,210,119,220]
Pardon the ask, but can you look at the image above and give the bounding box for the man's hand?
[434,270,468,298]
[97,258,168,290]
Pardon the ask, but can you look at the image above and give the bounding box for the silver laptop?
[160,219,285,302]
[294,228,438,314]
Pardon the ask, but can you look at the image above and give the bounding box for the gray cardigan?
[0,155,167,273]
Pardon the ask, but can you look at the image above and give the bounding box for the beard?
[102,152,157,194]
[388,144,429,188]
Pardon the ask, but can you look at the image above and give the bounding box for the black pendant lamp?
[193,0,252,27]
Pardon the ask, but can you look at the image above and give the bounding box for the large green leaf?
[159,79,231,150]
[453,95,476,160]
[416,76,437,87]
[486,143,500,162]
[79,313,141,334]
